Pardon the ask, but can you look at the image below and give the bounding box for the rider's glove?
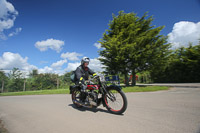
[79,77,86,85]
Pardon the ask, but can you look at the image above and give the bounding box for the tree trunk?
[23,79,26,91]
[57,78,59,89]
[124,74,129,86]
[131,70,136,86]
[1,80,4,93]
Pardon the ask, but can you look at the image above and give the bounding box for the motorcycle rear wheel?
[71,89,83,108]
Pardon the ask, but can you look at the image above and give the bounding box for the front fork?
[102,85,120,103]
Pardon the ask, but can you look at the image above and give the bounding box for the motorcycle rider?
[75,57,97,92]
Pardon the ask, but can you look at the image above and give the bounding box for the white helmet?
[81,57,90,65]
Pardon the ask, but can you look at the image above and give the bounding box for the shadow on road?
[0,119,8,133]
[197,127,200,133]
[68,104,124,116]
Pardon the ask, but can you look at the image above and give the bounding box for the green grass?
[0,89,70,96]
[122,86,169,92]
[0,86,169,96]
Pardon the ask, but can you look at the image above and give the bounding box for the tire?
[71,89,83,108]
[104,88,127,114]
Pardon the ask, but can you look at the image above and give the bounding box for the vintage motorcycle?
[70,75,127,114]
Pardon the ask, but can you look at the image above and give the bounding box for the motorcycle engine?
[88,91,98,106]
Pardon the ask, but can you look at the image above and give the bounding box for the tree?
[7,68,24,92]
[29,69,38,78]
[62,72,73,86]
[8,68,23,79]
[0,70,8,93]
[150,41,200,83]
[99,11,171,85]
[29,73,58,90]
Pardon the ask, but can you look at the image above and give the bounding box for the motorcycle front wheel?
[104,88,128,114]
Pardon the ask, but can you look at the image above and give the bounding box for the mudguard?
[106,85,122,91]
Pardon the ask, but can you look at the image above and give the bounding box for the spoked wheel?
[71,89,83,108]
[104,88,127,114]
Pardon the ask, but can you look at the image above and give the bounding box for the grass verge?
[0,89,70,96]
[122,86,169,93]
[0,86,169,96]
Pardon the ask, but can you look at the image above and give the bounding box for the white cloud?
[8,27,22,37]
[94,42,102,49]
[35,38,64,53]
[61,52,82,61]
[0,32,7,40]
[38,66,54,74]
[51,59,67,69]
[0,52,104,75]
[65,57,105,72]
[65,62,80,72]
[89,58,105,72]
[40,61,48,64]
[53,70,66,76]
[168,21,200,48]
[0,0,19,39]
[38,59,68,75]
[0,52,37,71]
[38,66,66,75]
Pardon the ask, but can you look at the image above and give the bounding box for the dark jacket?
[75,65,95,85]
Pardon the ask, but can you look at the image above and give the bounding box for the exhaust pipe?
[73,100,93,108]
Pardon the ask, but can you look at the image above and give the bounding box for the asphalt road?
[136,83,200,88]
[0,87,200,133]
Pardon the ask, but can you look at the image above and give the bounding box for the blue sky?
[0,0,200,75]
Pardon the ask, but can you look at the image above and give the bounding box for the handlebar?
[87,75,100,84]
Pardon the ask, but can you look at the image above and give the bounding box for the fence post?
[57,78,59,89]
[23,79,26,91]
